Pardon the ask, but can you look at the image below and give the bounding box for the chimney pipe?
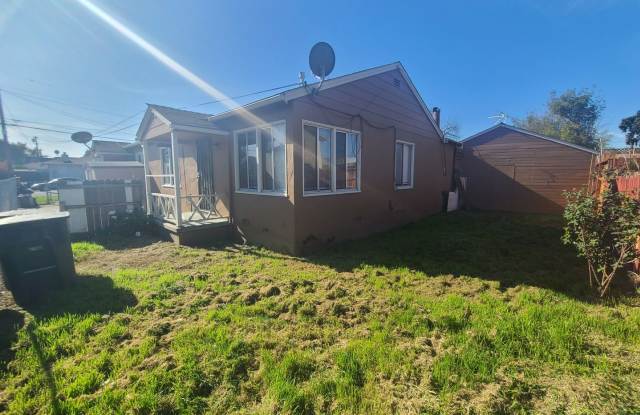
[432,107,441,127]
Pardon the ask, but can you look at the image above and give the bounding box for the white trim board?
[136,105,230,140]
[461,123,597,154]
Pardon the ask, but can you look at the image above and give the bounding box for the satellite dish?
[309,42,335,79]
[71,131,93,144]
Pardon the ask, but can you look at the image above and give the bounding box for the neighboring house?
[85,161,144,182]
[47,157,86,181]
[457,123,596,213]
[85,139,144,180]
[90,139,141,161]
[137,62,455,253]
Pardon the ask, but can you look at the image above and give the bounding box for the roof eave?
[206,61,444,139]
[462,123,598,154]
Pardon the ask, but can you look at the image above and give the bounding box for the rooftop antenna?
[488,112,508,125]
[308,42,335,95]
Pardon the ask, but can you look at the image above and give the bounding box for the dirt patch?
[77,241,176,272]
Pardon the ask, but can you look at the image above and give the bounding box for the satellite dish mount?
[71,131,93,150]
[308,42,335,95]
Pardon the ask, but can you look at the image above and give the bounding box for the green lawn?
[33,193,59,205]
[1,212,639,414]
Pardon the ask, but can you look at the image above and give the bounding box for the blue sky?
[1,0,638,157]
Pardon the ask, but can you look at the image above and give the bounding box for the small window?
[395,141,414,189]
[160,147,174,186]
[303,122,361,195]
[234,121,286,195]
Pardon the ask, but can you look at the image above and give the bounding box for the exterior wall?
[145,134,231,217]
[0,177,18,212]
[47,163,85,180]
[141,69,452,254]
[86,165,144,182]
[459,126,594,213]
[214,102,297,253]
[288,69,453,253]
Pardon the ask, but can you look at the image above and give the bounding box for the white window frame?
[302,120,362,197]
[233,120,287,197]
[160,146,174,187]
[394,140,415,190]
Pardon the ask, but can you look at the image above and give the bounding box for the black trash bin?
[0,210,75,305]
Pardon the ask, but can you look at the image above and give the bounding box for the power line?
[4,122,134,141]
[8,118,129,135]
[188,81,299,108]
[1,86,128,118]
[96,81,300,136]
[3,90,119,128]
[94,109,145,135]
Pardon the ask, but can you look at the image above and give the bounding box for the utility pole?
[32,136,40,159]
[0,89,12,174]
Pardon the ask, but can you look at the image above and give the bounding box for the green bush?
[563,187,640,296]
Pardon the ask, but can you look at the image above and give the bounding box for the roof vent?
[393,78,401,88]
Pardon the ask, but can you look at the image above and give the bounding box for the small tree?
[619,111,640,150]
[563,185,640,297]
[515,88,607,151]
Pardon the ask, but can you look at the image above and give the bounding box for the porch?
[138,105,233,244]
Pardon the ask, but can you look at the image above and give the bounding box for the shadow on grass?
[72,233,161,251]
[304,211,592,300]
[0,309,24,371]
[2,276,136,413]
[26,322,62,415]
[20,274,138,319]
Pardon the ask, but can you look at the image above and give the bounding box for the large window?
[394,140,414,189]
[234,121,286,195]
[303,122,360,195]
[160,146,174,186]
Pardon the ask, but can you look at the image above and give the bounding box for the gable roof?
[136,62,444,140]
[208,62,444,139]
[462,123,597,154]
[91,139,131,153]
[136,104,228,139]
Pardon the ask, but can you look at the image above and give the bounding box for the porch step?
[154,218,234,246]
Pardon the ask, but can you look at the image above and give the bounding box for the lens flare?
[75,0,264,126]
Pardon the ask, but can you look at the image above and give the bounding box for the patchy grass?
[1,212,639,414]
[71,242,105,261]
[33,193,58,205]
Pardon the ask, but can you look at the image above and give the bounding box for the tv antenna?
[307,42,335,94]
[488,112,508,125]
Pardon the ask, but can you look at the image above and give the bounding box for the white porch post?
[141,139,152,215]
[170,129,183,227]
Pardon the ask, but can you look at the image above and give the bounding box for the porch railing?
[150,193,224,226]
[150,193,177,223]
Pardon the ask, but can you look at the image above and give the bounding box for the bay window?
[303,121,361,195]
[395,140,414,189]
[234,121,286,195]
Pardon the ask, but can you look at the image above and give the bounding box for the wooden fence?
[592,153,640,275]
[615,175,640,199]
[58,180,144,234]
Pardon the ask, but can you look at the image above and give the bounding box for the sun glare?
[74,0,265,126]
